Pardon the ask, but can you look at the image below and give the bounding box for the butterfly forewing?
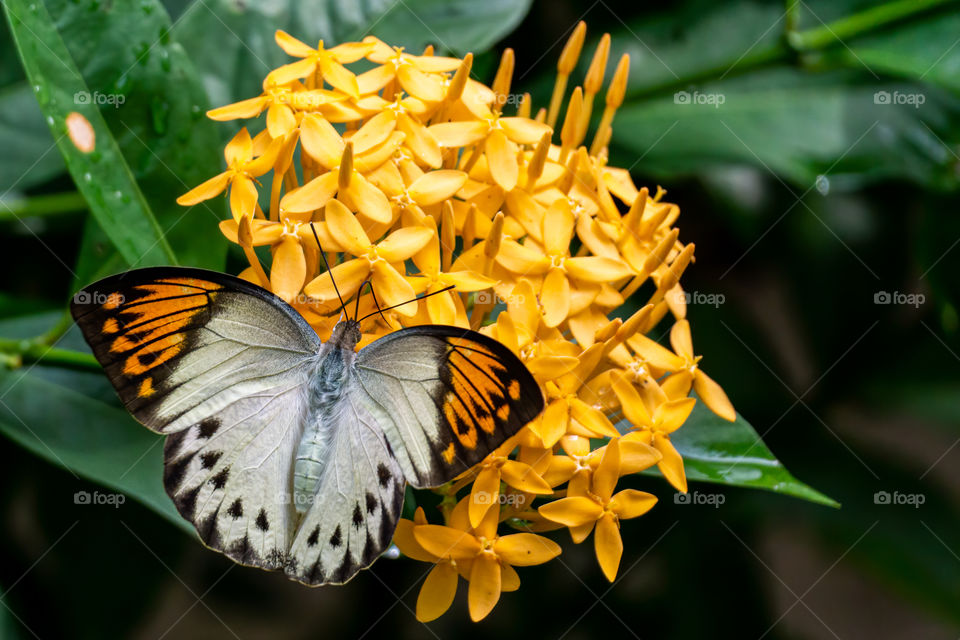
[70,267,320,432]
[355,325,544,488]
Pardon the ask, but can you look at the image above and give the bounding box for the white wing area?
[162,360,314,572]
[285,382,406,586]
[149,290,320,433]
[146,289,321,572]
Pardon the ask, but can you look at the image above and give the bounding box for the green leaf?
[47,0,227,272]
[173,0,532,108]
[0,311,190,533]
[3,0,176,267]
[841,11,960,95]
[0,83,64,191]
[612,67,960,190]
[0,366,188,533]
[634,399,838,507]
[613,0,787,98]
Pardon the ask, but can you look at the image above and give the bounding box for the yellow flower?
[177,21,739,619]
[538,438,657,580]
[302,199,431,314]
[176,128,280,220]
[468,454,552,528]
[413,497,561,621]
[267,30,373,97]
[361,36,463,102]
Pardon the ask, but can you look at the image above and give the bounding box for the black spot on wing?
[362,533,379,564]
[307,526,320,547]
[255,509,269,532]
[210,467,229,489]
[174,484,201,520]
[161,431,190,490]
[377,463,391,488]
[352,503,363,528]
[197,508,222,548]
[366,492,378,515]
[266,549,286,569]
[307,561,325,584]
[227,499,243,519]
[228,535,260,565]
[331,551,355,584]
[198,418,220,439]
[200,451,222,470]
[330,525,342,548]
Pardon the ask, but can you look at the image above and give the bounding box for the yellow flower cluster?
[177,22,736,622]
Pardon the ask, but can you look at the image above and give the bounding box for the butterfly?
[70,266,543,585]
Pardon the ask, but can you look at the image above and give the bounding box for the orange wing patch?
[438,336,517,459]
[102,278,222,381]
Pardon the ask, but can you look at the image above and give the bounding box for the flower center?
[282,220,301,236]
[365,246,383,264]
[628,360,648,380]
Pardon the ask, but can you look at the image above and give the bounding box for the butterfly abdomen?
[293,345,354,514]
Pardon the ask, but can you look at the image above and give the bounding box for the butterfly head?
[328,318,361,350]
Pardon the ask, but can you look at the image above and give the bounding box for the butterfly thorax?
[292,320,362,515]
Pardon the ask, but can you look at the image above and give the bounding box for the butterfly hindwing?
[354,325,544,488]
[71,267,320,571]
[285,380,406,586]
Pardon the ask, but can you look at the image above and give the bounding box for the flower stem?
[0,191,88,221]
[787,0,956,51]
[629,0,959,98]
[0,337,100,372]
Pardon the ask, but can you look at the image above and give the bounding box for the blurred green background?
[2,0,959,637]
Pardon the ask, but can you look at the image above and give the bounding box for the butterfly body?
[71,267,543,585]
[293,321,360,514]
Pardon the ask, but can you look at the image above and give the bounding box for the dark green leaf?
[632,399,838,507]
[0,365,188,533]
[173,0,532,108]
[0,83,64,192]
[612,68,960,190]
[3,0,176,266]
[0,311,189,533]
[613,0,787,98]
[46,0,227,272]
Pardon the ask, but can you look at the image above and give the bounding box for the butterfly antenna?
[357,284,457,323]
[309,223,347,317]
[354,278,373,322]
[355,280,389,325]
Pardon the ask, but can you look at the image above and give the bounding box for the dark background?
[2,0,959,638]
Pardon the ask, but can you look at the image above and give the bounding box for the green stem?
[787,0,957,51]
[0,337,100,372]
[628,0,960,99]
[0,192,88,221]
[38,308,75,345]
[784,0,801,34]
